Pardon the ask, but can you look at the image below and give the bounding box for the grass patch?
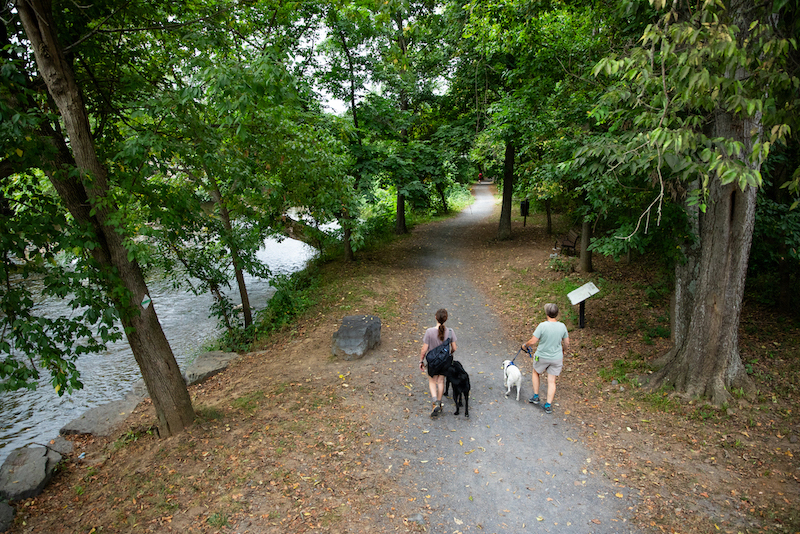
[195,405,225,422]
[112,427,154,450]
[207,512,229,528]
[690,403,730,422]
[641,389,681,412]
[232,390,265,414]
[598,354,648,385]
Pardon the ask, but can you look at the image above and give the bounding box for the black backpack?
[425,337,453,375]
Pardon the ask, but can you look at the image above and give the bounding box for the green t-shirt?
[532,320,568,361]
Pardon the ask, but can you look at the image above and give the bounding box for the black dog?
[443,360,470,417]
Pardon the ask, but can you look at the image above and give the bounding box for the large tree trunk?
[497,142,515,240]
[17,0,195,435]
[650,110,758,404]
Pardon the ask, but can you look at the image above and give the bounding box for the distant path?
[395,184,640,533]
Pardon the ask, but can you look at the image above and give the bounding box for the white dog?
[502,360,523,401]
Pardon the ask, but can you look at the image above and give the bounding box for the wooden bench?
[558,228,580,255]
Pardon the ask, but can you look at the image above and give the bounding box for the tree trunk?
[206,173,252,329]
[342,221,354,262]
[17,0,194,435]
[395,192,408,234]
[497,142,515,240]
[437,183,449,214]
[579,219,593,273]
[545,199,552,235]
[650,109,758,404]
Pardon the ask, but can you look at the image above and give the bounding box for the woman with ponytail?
[419,308,458,417]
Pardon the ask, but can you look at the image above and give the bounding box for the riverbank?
[7,185,800,533]
[0,237,316,467]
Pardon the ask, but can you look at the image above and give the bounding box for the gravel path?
[393,185,640,533]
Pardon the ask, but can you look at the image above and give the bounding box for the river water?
[0,237,316,465]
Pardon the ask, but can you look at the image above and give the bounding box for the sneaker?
[431,403,442,417]
[543,403,553,414]
[528,394,540,405]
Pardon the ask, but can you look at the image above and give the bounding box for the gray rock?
[183,351,239,386]
[129,379,149,399]
[46,436,74,456]
[331,315,381,360]
[0,502,13,532]
[0,446,61,501]
[60,395,141,437]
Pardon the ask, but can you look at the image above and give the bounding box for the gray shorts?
[533,359,563,376]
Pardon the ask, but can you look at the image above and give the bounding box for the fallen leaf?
[592,519,601,524]
[615,493,623,498]
[537,516,544,521]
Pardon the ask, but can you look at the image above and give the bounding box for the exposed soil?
[8,185,800,533]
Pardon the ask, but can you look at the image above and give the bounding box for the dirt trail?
[340,185,640,533]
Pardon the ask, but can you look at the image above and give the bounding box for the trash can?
[520,199,530,217]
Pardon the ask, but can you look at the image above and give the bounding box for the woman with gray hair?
[521,303,570,414]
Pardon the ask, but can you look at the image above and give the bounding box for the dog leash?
[510,346,532,364]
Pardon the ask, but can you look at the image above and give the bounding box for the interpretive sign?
[567,282,600,328]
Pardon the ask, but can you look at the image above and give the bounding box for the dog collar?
[508,361,516,367]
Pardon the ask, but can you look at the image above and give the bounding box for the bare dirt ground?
[8,185,800,533]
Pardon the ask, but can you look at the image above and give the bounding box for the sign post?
[567,282,600,328]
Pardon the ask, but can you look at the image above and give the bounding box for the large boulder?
[183,351,239,386]
[332,315,381,360]
[60,387,145,437]
[0,446,61,501]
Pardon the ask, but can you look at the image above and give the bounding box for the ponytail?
[435,308,448,341]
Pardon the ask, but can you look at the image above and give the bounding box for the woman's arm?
[522,335,539,351]
[419,343,429,370]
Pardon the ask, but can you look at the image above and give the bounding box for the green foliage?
[250,270,319,342]
[747,175,800,308]
[0,174,125,394]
